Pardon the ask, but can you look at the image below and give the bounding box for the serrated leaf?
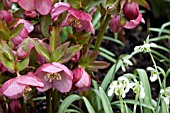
[10,23,24,39]
[31,39,50,62]
[58,45,83,63]
[134,0,150,10]
[57,94,81,113]
[51,42,70,62]
[16,57,29,71]
[0,52,14,71]
[0,20,10,40]
[41,14,52,38]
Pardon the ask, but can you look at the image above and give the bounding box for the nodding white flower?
[121,59,133,72]
[147,67,159,82]
[132,82,145,98]
[134,42,157,53]
[160,87,170,105]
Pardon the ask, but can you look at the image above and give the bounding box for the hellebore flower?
[123,1,145,29]
[10,100,21,113]
[34,62,73,93]
[51,2,95,34]
[12,0,52,15]
[0,10,12,23]
[109,14,123,33]
[3,0,13,9]
[0,72,44,99]
[13,19,34,45]
[72,68,91,91]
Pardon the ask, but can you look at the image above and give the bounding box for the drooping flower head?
[0,10,12,23]
[10,100,21,113]
[109,14,123,33]
[72,68,91,91]
[51,2,95,34]
[0,72,44,99]
[34,62,73,93]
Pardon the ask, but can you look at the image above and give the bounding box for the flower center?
[45,73,62,82]
[22,86,32,95]
[67,15,82,29]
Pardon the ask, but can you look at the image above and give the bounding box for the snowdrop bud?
[147,67,158,82]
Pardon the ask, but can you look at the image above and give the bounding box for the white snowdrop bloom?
[134,42,157,53]
[132,82,145,98]
[160,87,170,105]
[147,67,158,82]
[121,59,133,72]
[139,84,145,98]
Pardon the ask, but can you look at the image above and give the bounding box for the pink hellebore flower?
[10,100,21,113]
[109,14,123,33]
[13,19,34,45]
[72,68,91,91]
[51,2,95,34]
[12,0,52,15]
[24,10,38,18]
[34,62,73,93]
[0,10,12,23]
[0,72,44,99]
[3,0,13,9]
[123,1,145,29]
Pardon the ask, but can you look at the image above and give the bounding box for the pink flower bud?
[109,14,123,33]
[10,100,21,113]
[24,10,38,18]
[123,2,139,20]
[0,10,12,23]
[71,52,80,63]
[3,0,13,9]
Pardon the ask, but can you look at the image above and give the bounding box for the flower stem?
[52,90,61,113]
[133,91,139,113]
[20,98,28,113]
[94,14,111,51]
[119,96,124,113]
[46,89,52,113]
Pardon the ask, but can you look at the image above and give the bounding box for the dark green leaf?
[87,61,110,70]
[67,0,80,9]
[0,20,10,40]
[41,14,52,38]
[16,57,29,71]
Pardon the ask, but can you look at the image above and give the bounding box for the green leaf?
[67,0,80,9]
[57,95,81,113]
[10,23,24,39]
[31,39,51,62]
[136,69,152,113]
[16,57,29,71]
[41,14,52,38]
[87,61,110,70]
[0,20,10,40]
[0,2,4,10]
[82,97,96,113]
[7,18,20,29]
[161,100,168,113]
[99,87,113,113]
[0,52,15,71]
[58,45,83,63]
[134,0,150,10]
[51,42,70,62]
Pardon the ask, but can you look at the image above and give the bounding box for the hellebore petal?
[3,0,13,9]
[16,19,34,33]
[123,2,139,20]
[72,68,91,91]
[18,0,35,11]
[71,52,81,63]
[109,14,123,33]
[34,0,52,15]
[52,73,72,93]
[41,63,63,73]
[50,2,70,21]
[123,12,144,29]
[10,100,21,113]
[0,10,13,23]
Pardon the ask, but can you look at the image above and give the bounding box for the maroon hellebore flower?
[109,14,123,33]
[12,0,52,15]
[71,52,80,63]
[123,1,145,29]
[34,62,73,93]
[72,68,91,91]
[10,100,21,113]
[13,19,34,45]
[2,0,13,9]
[51,2,95,34]
[0,10,12,23]
[0,72,44,99]
[24,10,38,18]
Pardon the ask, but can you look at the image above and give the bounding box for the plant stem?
[119,96,124,113]
[46,89,52,113]
[52,90,61,113]
[133,91,139,113]
[94,14,111,51]
[20,98,28,113]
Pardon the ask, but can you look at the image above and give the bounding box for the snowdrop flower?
[121,59,133,72]
[147,67,159,82]
[160,87,170,105]
[132,82,145,98]
[134,42,157,53]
